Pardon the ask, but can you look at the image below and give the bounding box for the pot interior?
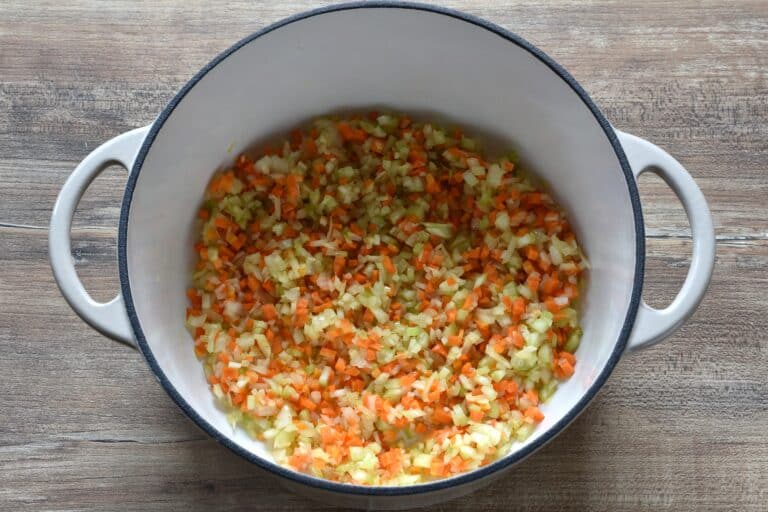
[123,5,639,486]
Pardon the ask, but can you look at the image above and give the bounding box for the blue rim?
[118,1,645,497]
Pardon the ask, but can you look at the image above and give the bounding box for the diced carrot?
[425,174,441,194]
[509,326,525,349]
[299,396,317,411]
[304,137,317,157]
[512,297,526,321]
[524,406,545,422]
[261,304,277,321]
[319,347,337,359]
[286,174,301,203]
[432,407,453,425]
[430,459,447,477]
[337,122,367,143]
[526,272,541,292]
[447,331,463,347]
[556,353,576,378]
[382,255,396,274]
[333,255,346,275]
[541,275,560,295]
[213,216,229,229]
[469,408,484,422]
[544,298,562,312]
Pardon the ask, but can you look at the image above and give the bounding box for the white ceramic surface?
[49,3,715,509]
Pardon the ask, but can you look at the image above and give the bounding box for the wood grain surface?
[1,1,766,510]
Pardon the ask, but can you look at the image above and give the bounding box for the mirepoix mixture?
[186,113,587,485]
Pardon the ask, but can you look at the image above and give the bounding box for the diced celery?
[486,164,504,188]
[564,327,582,352]
[511,346,538,372]
[413,453,433,468]
[460,136,476,151]
[423,222,453,238]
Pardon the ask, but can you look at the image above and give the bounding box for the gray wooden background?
[1,1,766,510]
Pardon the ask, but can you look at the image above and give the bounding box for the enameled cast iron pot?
[50,3,715,509]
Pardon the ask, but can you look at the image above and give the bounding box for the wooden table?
[1,1,766,510]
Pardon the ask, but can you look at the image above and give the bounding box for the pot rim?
[117,1,645,496]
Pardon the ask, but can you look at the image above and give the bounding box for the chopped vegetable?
[186,113,587,485]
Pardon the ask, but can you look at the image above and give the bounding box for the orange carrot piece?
[382,255,396,274]
[524,406,545,422]
[261,304,277,321]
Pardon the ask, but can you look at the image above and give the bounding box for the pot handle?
[49,126,150,348]
[615,130,715,352]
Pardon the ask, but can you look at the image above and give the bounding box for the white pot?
[50,3,715,509]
